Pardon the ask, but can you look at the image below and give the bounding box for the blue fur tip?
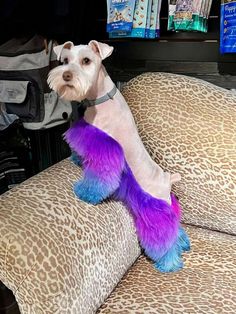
[153,226,190,273]
[179,227,191,252]
[74,182,102,205]
[73,180,110,205]
[154,247,184,273]
[70,152,82,166]
[154,259,184,273]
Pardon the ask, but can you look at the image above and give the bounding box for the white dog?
[48,40,190,272]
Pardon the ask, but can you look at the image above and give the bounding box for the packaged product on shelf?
[168,0,213,33]
[106,0,136,33]
[110,0,150,38]
[191,0,204,31]
[168,0,177,31]
[174,0,193,31]
[155,0,162,38]
[145,0,153,38]
[149,0,160,38]
[220,0,236,53]
[127,0,150,37]
[191,0,212,32]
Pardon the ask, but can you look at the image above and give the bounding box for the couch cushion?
[0,159,140,314]
[97,225,236,314]
[122,72,236,234]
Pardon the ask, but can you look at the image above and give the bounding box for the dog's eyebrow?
[77,49,94,59]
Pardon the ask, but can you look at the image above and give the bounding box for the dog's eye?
[63,57,69,65]
[82,57,91,65]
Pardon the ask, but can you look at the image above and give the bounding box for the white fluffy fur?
[47,45,100,101]
[48,65,93,101]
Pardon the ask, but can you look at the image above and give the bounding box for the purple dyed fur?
[114,163,180,260]
[64,118,186,271]
[64,118,125,198]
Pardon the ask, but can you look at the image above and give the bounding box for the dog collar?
[82,85,117,107]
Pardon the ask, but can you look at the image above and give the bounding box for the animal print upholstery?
[121,72,236,235]
[0,72,235,314]
[0,159,140,314]
[97,225,236,314]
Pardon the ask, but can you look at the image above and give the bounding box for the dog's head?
[47,40,113,101]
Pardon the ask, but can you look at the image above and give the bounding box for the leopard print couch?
[0,72,235,314]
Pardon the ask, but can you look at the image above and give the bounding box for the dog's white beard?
[47,66,93,101]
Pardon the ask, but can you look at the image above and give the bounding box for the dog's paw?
[153,228,190,273]
[154,258,184,273]
[73,181,105,205]
[153,227,190,273]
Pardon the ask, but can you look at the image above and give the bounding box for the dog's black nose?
[63,71,73,82]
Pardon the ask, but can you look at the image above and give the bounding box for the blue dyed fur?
[155,226,190,272]
[74,176,112,205]
[70,151,82,166]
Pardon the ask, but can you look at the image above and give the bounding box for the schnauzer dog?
[48,40,190,272]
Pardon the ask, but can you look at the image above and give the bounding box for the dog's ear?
[53,41,74,61]
[88,40,114,60]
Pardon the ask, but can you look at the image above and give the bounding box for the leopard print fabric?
[0,159,140,314]
[1,72,235,314]
[121,72,236,235]
[98,225,236,314]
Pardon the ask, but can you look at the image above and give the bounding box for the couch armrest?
[0,159,140,314]
[122,72,236,235]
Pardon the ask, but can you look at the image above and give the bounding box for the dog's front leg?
[73,145,125,204]
[74,173,115,205]
[64,119,125,204]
